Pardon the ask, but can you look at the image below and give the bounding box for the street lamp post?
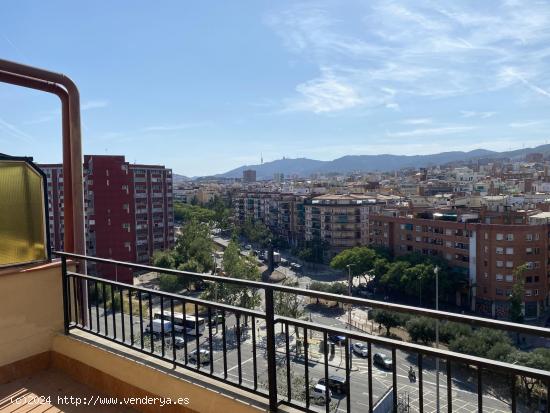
[346,264,355,370]
[435,266,440,413]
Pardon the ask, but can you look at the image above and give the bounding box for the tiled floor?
[0,369,137,412]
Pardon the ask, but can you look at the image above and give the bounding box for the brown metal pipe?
[0,70,74,252]
[0,59,84,255]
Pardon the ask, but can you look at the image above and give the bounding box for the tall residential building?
[370,208,550,318]
[39,155,174,283]
[243,169,256,183]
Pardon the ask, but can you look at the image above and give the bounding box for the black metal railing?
[57,252,550,413]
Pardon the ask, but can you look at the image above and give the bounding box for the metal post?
[265,287,278,412]
[435,266,440,413]
[347,264,354,370]
[61,256,70,334]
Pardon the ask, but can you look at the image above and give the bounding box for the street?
[86,305,513,413]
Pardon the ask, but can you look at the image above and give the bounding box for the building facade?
[370,208,550,318]
[40,155,174,283]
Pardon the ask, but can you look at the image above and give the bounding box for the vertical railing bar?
[208,307,214,375]
[222,309,227,379]
[285,321,291,402]
[392,347,397,410]
[367,342,373,413]
[252,316,258,391]
[111,283,116,340]
[546,379,549,413]
[87,279,92,331]
[129,288,134,346]
[160,295,165,358]
[477,366,482,413]
[102,282,108,335]
[171,298,176,363]
[345,337,351,413]
[195,304,200,371]
[510,374,516,413]
[323,331,330,413]
[264,288,278,412]
[61,256,69,334]
[148,293,154,353]
[182,299,188,365]
[304,327,310,410]
[138,291,144,350]
[447,359,452,413]
[236,314,242,385]
[120,286,125,343]
[418,353,424,413]
[95,280,100,334]
[73,274,79,326]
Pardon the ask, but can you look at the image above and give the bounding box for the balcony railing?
[57,251,550,413]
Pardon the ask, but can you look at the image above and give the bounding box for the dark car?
[373,352,393,370]
[328,335,347,345]
[318,376,348,394]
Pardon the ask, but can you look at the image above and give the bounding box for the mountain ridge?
[210,144,550,180]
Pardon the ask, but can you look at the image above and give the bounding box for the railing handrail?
[67,269,550,383]
[68,271,266,319]
[56,251,550,338]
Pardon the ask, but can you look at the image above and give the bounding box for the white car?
[189,348,211,365]
[352,342,369,357]
[312,384,331,404]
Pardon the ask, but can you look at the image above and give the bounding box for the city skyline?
[2,1,550,176]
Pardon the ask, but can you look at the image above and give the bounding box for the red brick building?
[370,208,550,319]
[40,155,174,283]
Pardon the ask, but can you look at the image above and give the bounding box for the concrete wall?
[0,261,71,367]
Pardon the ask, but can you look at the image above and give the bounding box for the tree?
[152,250,176,269]
[405,317,436,344]
[508,348,550,402]
[449,328,512,359]
[241,218,272,247]
[509,264,527,323]
[330,247,378,281]
[373,309,406,336]
[275,279,305,336]
[174,219,214,271]
[174,201,216,224]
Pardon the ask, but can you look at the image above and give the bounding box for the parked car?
[318,376,347,394]
[373,352,393,370]
[172,336,185,349]
[312,384,331,404]
[189,348,211,365]
[352,342,369,357]
[209,313,224,326]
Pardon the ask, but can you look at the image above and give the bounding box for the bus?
[154,311,205,336]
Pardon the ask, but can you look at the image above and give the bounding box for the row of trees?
[330,246,466,305]
[174,196,232,231]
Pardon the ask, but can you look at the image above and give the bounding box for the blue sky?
[2,1,550,176]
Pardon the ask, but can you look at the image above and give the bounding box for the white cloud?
[460,110,496,119]
[402,118,432,125]
[509,120,545,128]
[0,117,34,143]
[386,126,476,138]
[288,69,364,113]
[267,1,550,113]
[81,100,109,110]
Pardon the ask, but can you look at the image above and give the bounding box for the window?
[496,247,504,254]
[525,290,532,297]
[496,273,504,281]
[506,234,514,241]
[526,233,533,241]
[526,276,533,283]
[526,247,533,254]
[484,232,488,240]
[484,272,488,279]
[535,233,540,240]
[496,233,504,240]
[534,289,539,296]
[484,246,488,253]
[534,261,540,269]
[416,225,421,232]
[496,288,504,296]
[496,261,504,268]
[505,247,514,255]
[506,261,513,268]
[505,275,513,282]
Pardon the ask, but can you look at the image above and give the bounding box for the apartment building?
[40,155,174,282]
[304,194,401,257]
[370,208,550,318]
